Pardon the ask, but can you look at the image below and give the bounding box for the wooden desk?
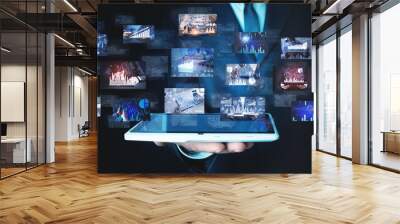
[1,138,31,164]
[382,131,400,154]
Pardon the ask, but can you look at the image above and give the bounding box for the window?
[339,28,352,158]
[317,36,337,154]
[370,3,400,171]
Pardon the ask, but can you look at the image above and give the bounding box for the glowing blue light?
[241,35,250,43]
[138,98,150,109]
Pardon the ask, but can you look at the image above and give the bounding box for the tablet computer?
[124,113,279,143]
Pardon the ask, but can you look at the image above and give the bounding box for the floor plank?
[1,135,400,224]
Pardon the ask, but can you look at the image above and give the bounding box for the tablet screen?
[130,113,274,133]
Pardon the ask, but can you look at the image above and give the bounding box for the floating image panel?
[100,61,146,89]
[220,96,265,120]
[112,98,151,122]
[97,34,108,56]
[164,88,205,114]
[276,62,309,91]
[123,25,155,43]
[234,32,267,54]
[102,95,154,128]
[281,37,311,59]
[226,64,260,86]
[291,100,313,122]
[171,48,214,77]
[179,14,217,36]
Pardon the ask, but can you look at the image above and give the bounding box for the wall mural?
[98,3,313,173]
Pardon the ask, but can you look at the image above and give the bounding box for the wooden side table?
[382,131,400,154]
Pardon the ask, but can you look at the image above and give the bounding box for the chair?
[78,121,90,138]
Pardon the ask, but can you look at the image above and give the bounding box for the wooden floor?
[1,135,400,224]
[372,150,400,171]
[0,167,26,178]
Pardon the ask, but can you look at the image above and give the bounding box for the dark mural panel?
[98,3,313,173]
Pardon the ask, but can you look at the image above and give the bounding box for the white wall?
[55,67,89,141]
[55,67,69,141]
[1,65,42,138]
[1,65,26,138]
[71,72,89,139]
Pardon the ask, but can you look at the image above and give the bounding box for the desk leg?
[382,133,386,153]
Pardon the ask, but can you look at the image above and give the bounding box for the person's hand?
[154,142,254,154]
